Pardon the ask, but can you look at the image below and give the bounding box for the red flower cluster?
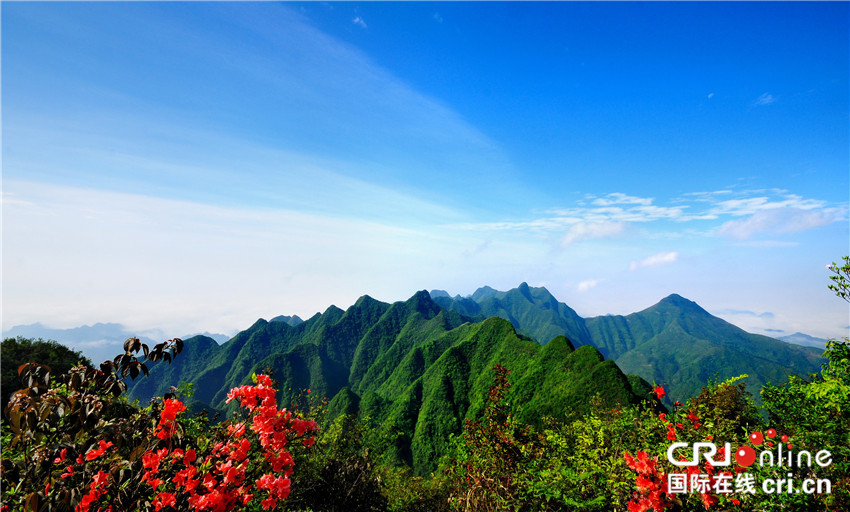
[628,391,744,512]
[624,451,672,512]
[76,471,111,512]
[685,410,701,430]
[59,374,317,512]
[131,374,318,511]
[154,398,187,440]
[658,413,678,441]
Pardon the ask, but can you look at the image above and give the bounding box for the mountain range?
[432,284,824,404]
[125,290,652,474]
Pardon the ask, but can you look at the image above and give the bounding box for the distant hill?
[3,322,162,365]
[127,291,651,475]
[434,285,825,404]
[778,332,829,349]
[4,322,230,365]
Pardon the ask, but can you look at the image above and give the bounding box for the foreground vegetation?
[2,258,848,511]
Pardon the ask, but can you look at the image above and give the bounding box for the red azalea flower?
[153,492,176,511]
[160,399,187,422]
[701,492,718,509]
[654,386,666,400]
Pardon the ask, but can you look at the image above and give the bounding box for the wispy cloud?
[714,308,775,319]
[753,92,777,106]
[629,251,679,271]
[590,193,653,206]
[577,279,602,292]
[717,207,845,239]
[433,13,443,23]
[4,4,511,215]
[451,189,845,244]
[562,221,625,246]
[709,193,826,216]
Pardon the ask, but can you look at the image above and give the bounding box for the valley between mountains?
[127,284,824,475]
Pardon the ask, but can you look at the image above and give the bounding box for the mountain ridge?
[431,284,824,404]
[125,290,652,474]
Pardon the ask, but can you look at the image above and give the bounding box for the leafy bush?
[1,337,91,417]
[1,338,318,511]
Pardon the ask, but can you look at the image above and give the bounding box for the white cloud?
[629,251,679,271]
[577,279,601,292]
[714,309,775,319]
[707,93,714,99]
[433,13,443,23]
[591,193,653,206]
[709,194,826,216]
[717,207,845,240]
[352,16,367,29]
[562,221,626,246]
[753,92,777,106]
[452,189,843,242]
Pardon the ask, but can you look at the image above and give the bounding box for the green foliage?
[827,256,850,302]
[688,375,761,442]
[441,367,670,511]
[285,414,389,512]
[761,338,850,509]
[1,337,92,416]
[1,337,185,510]
[443,364,542,511]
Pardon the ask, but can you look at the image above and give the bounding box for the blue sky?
[3,2,848,340]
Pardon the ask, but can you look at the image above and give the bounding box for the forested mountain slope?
[128,291,650,474]
[433,285,824,403]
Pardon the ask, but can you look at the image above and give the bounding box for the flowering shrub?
[622,384,744,512]
[125,373,318,512]
[0,337,317,512]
